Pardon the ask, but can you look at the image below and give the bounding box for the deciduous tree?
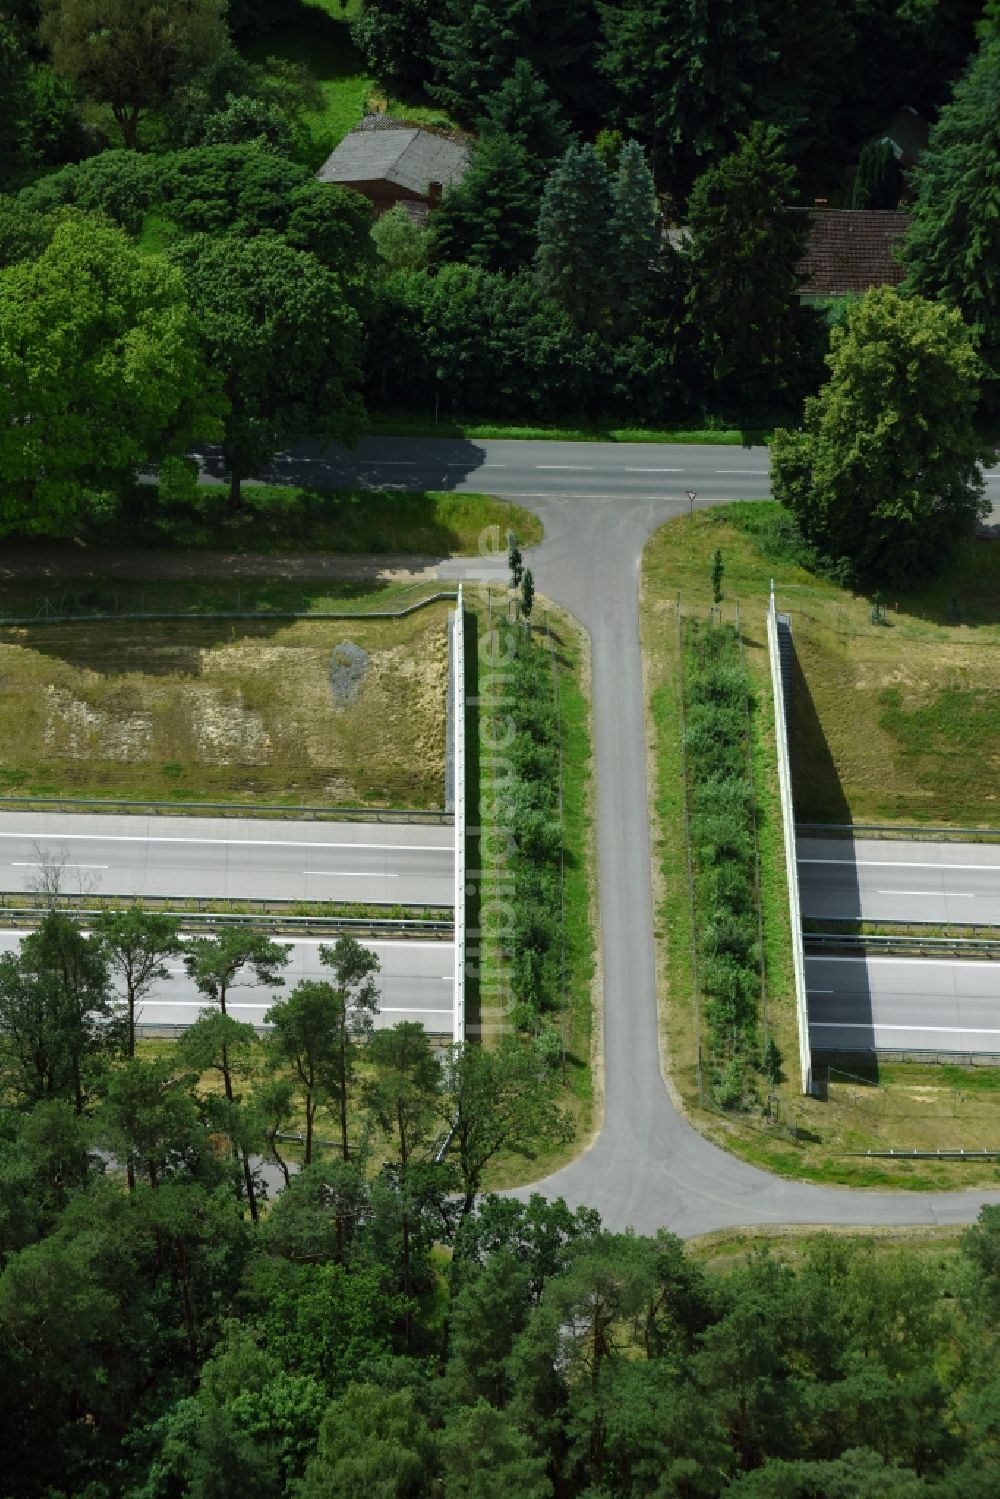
[0,217,224,537]
[171,233,366,506]
[771,287,991,582]
[42,0,227,148]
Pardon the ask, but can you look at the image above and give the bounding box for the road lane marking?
[536,464,587,470]
[811,956,1000,967]
[11,860,108,869]
[811,1022,1000,1035]
[0,833,451,852]
[303,871,398,877]
[712,468,768,474]
[872,890,977,898]
[625,467,682,473]
[800,858,1000,870]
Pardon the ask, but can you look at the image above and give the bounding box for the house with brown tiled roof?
[795,207,911,298]
[317,115,470,217]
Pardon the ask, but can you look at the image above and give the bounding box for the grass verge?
[368,415,767,445]
[468,588,598,1189]
[102,485,542,557]
[642,508,1000,1190]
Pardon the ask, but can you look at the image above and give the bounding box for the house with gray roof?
[317,115,470,216]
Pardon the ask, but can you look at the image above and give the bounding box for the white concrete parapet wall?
[451,585,466,1043]
[766,586,814,1094]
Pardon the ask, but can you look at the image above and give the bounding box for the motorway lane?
[798,837,1000,925]
[0,811,454,907]
[0,931,456,1035]
[808,954,1000,1054]
[239,436,1000,521]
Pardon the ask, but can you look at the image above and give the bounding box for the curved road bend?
[423,466,1000,1239]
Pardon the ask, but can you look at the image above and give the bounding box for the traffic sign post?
[687,490,697,517]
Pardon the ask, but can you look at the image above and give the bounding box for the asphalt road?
[0,930,455,1035]
[0,811,454,908]
[239,435,1000,521]
[808,954,1000,1054]
[799,837,1000,925]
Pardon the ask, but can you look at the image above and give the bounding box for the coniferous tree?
[685,124,808,391]
[477,60,572,168]
[431,0,600,123]
[599,0,772,200]
[899,35,1000,399]
[851,138,900,210]
[535,142,616,333]
[610,139,669,335]
[431,133,542,272]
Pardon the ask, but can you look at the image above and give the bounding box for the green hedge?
[683,619,776,1107]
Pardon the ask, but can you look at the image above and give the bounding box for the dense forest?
[0,0,998,552]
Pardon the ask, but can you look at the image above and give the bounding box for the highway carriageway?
[0,929,456,1037]
[0,811,454,908]
[798,837,1000,926]
[807,953,1000,1055]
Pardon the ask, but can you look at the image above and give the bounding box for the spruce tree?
[610,139,668,334]
[535,142,616,333]
[899,35,1000,399]
[685,124,807,388]
[477,59,571,171]
[430,133,541,273]
[431,0,600,123]
[599,0,771,200]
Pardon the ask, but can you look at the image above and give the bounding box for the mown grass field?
[368,414,760,445]
[0,587,453,808]
[642,506,1000,1190]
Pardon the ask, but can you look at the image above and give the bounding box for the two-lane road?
[808,954,1000,1054]
[237,436,1000,520]
[799,837,1000,925]
[0,811,455,907]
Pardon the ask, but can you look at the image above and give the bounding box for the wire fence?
[0,793,451,823]
[0,589,459,628]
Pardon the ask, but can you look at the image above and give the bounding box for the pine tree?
[899,35,1000,400]
[685,124,807,388]
[535,142,616,333]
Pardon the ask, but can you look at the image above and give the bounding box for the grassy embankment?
[87,485,542,558]
[465,588,598,1189]
[642,503,1000,1191]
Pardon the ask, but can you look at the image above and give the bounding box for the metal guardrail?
[0,907,454,939]
[0,794,451,824]
[452,585,466,1044]
[797,822,1000,842]
[804,931,1000,957]
[847,1148,1000,1159]
[767,587,813,1094]
[0,591,460,627]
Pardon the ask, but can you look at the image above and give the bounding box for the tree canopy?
[771,287,991,582]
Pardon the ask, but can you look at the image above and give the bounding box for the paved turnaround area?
[798,836,1000,925]
[0,930,456,1035]
[807,954,1000,1055]
[0,810,455,908]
